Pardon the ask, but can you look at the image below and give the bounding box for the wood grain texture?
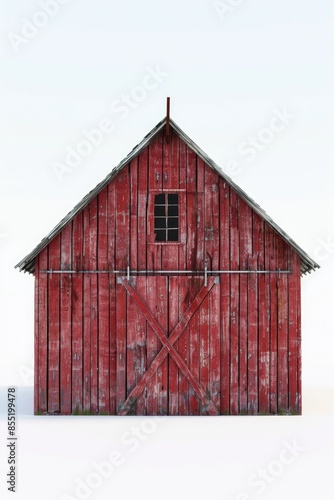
[219,180,230,415]
[82,205,91,413]
[60,223,72,415]
[37,250,48,414]
[72,212,83,414]
[48,235,60,414]
[98,188,109,414]
[34,255,40,414]
[277,238,289,413]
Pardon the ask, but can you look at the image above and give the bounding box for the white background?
[0,1,333,499]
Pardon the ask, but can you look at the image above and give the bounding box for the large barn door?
[117,275,219,416]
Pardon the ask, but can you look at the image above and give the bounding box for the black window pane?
[154,193,179,242]
[168,229,179,241]
[168,205,178,216]
[168,217,178,229]
[155,230,166,242]
[168,194,178,205]
[155,194,165,205]
[155,217,166,229]
[154,205,165,216]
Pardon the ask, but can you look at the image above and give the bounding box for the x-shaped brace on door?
[117,276,219,416]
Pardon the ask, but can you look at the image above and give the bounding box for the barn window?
[154,193,179,242]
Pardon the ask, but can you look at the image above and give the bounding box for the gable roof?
[15,116,319,276]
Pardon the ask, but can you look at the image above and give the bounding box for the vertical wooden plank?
[138,148,148,271]
[209,281,221,412]
[163,125,170,185]
[186,191,197,270]
[135,277,147,415]
[34,256,40,414]
[108,181,117,414]
[115,275,126,413]
[258,216,270,414]
[148,133,162,265]
[296,261,302,414]
[268,227,278,414]
[130,158,138,271]
[115,165,130,270]
[127,157,139,408]
[219,180,230,415]
[199,291,210,415]
[288,249,299,414]
[186,144,197,271]
[178,277,190,414]
[72,211,83,413]
[161,186,180,269]
[148,133,163,194]
[170,130,180,189]
[157,276,168,415]
[98,188,109,414]
[238,277,248,414]
[60,224,72,415]
[186,145,197,193]
[196,158,205,271]
[161,127,180,203]
[136,149,148,414]
[277,238,289,414]
[178,138,187,270]
[89,198,98,414]
[145,276,165,415]
[247,255,258,415]
[186,145,197,271]
[184,146,197,415]
[147,135,163,414]
[161,245,177,271]
[168,276,179,415]
[229,190,239,415]
[38,249,48,414]
[82,205,91,413]
[188,277,201,415]
[179,136,187,191]
[162,131,179,192]
[115,166,130,412]
[127,158,139,410]
[204,164,220,413]
[238,199,252,414]
[48,235,60,414]
[204,164,219,270]
[126,284,138,413]
[146,276,157,415]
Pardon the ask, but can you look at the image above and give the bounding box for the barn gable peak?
[15,115,319,276]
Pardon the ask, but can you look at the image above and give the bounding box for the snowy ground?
[0,386,333,500]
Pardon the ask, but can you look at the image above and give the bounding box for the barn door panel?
[118,275,218,416]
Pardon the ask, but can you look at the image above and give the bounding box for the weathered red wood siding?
[34,128,302,415]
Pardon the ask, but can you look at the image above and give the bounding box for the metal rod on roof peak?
[166,97,170,143]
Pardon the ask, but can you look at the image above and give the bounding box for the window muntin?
[154,193,179,242]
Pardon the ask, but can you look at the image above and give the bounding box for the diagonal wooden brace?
[118,277,218,415]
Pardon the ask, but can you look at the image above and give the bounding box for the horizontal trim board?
[40,269,292,274]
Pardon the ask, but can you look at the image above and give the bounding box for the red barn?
[16,111,319,416]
